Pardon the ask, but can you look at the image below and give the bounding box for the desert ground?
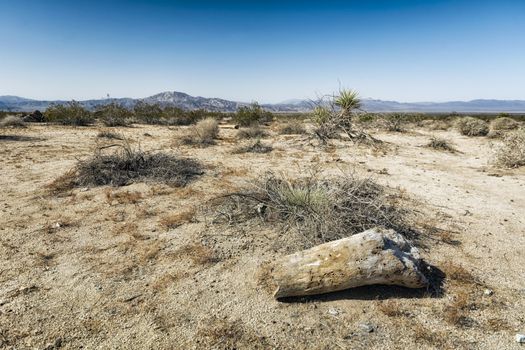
[1,120,524,349]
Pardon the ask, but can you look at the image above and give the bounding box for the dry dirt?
[1,122,524,349]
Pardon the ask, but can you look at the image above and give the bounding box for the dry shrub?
[215,171,415,247]
[379,114,406,132]
[233,139,273,154]
[278,121,307,135]
[490,117,519,131]
[97,130,124,140]
[49,143,203,192]
[443,289,477,328]
[237,126,267,139]
[378,300,411,318]
[493,129,525,168]
[180,117,219,146]
[426,136,457,152]
[455,117,489,136]
[420,119,451,131]
[0,115,26,128]
[159,208,196,229]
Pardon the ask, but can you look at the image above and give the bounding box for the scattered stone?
[516,334,525,343]
[328,308,340,316]
[484,289,493,296]
[359,323,375,333]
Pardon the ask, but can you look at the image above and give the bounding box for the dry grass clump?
[379,114,406,132]
[233,139,273,154]
[97,130,124,140]
[49,143,203,192]
[0,115,26,128]
[426,136,457,152]
[488,117,519,138]
[216,171,414,247]
[455,117,489,136]
[180,117,219,146]
[278,121,307,135]
[490,116,519,131]
[159,208,196,229]
[493,129,525,168]
[236,125,267,139]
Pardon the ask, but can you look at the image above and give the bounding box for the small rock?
[516,334,525,343]
[328,308,340,316]
[52,222,61,229]
[484,289,493,296]
[359,323,375,333]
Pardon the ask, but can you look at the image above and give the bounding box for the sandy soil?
[0,122,524,349]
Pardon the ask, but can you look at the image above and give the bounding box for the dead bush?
[379,113,406,132]
[214,171,415,248]
[426,136,457,152]
[278,121,307,135]
[233,139,273,154]
[180,117,219,146]
[455,117,488,136]
[237,126,267,139]
[97,130,124,140]
[49,143,203,191]
[488,117,519,138]
[0,115,26,128]
[493,129,525,168]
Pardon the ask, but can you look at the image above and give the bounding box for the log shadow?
[278,263,445,303]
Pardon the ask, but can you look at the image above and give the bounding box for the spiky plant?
[334,89,361,116]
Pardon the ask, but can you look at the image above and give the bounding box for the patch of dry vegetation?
[237,125,267,139]
[488,117,519,138]
[214,171,415,248]
[97,130,124,140]
[493,129,525,168]
[0,115,26,128]
[180,117,219,146]
[455,117,489,136]
[278,121,307,135]
[233,139,273,154]
[49,143,203,192]
[159,208,196,229]
[426,136,457,152]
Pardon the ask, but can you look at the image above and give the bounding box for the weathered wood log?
[271,228,428,299]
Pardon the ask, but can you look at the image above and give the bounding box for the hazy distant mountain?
[1,91,525,113]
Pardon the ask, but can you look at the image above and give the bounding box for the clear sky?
[0,0,524,103]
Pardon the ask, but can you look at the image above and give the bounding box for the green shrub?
[133,101,165,125]
[455,117,488,136]
[95,103,133,127]
[45,101,94,126]
[234,103,273,126]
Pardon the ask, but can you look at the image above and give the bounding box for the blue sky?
[0,0,524,103]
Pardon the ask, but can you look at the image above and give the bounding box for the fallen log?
[271,227,428,299]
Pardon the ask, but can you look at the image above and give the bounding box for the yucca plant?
[334,89,361,117]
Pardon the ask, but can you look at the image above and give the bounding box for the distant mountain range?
[1,91,525,113]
